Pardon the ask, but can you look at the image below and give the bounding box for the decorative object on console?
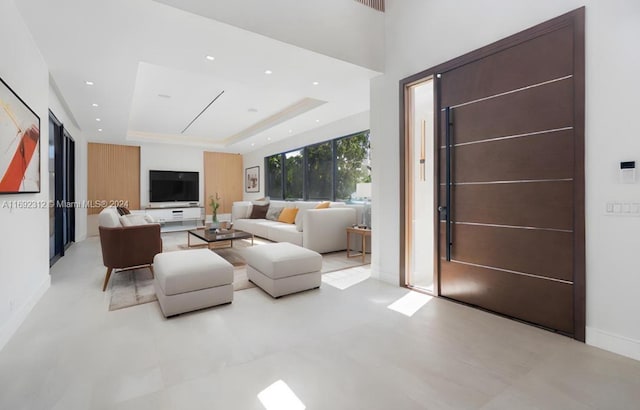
[355,182,372,228]
[245,166,260,193]
[0,76,40,194]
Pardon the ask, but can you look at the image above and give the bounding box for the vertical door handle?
[445,107,454,261]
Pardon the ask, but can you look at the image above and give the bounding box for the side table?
[346,226,371,264]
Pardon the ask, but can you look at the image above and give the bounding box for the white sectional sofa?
[232,200,360,253]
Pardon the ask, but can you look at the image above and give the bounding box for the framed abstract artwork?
[245,166,260,193]
[0,76,40,194]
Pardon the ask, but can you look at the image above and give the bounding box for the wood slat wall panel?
[441,262,574,334]
[445,181,573,230]
[203,152,242,215]
[440,130,574,183]
[440,26,573,107]
[440,222,573,281]
[87,143,140,215]
[440,79,573,146]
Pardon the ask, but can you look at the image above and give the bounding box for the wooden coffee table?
[188,228,254,249]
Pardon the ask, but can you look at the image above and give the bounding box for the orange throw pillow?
[278,207,299,224]
[315,201,330,209]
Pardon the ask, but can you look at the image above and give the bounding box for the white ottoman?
[154,249,234,317]
[243,242,322,298]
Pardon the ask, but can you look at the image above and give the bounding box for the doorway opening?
[402,77,436,293]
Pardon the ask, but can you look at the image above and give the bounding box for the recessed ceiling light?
[264,70,273,75]
[205,55,215,61]
[315,119,320,123]
[98,128,103,132]
[251,143,255,147]
[92,103,99,107]
[96,118,101,122]
[312,81,319,86]
[85,81,94,86]
[267,137,271,141]
[288,129,293,134]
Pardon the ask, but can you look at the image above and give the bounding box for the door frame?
[399,7,585,340]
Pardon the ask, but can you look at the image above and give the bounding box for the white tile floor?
[1,237,639,409]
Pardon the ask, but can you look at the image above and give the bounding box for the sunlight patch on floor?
[258,380,306,410]
[322,266,371,290]
[387,291,433,317]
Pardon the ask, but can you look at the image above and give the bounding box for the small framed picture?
[245,166,260,193]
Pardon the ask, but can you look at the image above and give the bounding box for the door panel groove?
[441,178,573,186]
[447,260,574,285]
[439,126,573,149]
[441,74,573,110]
[452,221,573,233]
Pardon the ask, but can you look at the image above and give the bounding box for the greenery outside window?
[265,130,370,201]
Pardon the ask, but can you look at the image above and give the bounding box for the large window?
[266,154,283,199]
[284,149,303,199]
[306,141,333,200]
[335,132,370,201]
[265,130,370,201]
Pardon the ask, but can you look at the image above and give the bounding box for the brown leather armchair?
[98,208,163,291]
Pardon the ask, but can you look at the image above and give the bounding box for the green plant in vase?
[209,193,221,228]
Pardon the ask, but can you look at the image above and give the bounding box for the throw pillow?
[278,207,298,224]
[315,201,330,209]
[249,203,269,219]
[252,197,270,206]
[116,206,131,216]
[266,206,283,221]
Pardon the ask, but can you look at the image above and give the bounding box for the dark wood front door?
[436,10,585,339]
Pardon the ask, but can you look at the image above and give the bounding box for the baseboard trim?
[0,275,50,352]
[586,326,640,362]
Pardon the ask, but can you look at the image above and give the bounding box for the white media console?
[137,206,205,232]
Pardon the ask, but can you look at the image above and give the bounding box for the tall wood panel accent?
[87,143,140,215]
[203,152,242,214]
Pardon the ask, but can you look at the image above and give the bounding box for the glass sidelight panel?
[405,78,435,292]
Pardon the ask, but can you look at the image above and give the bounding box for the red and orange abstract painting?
[0,77,40,194]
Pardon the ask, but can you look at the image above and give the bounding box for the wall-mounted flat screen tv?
[149,170,199,202]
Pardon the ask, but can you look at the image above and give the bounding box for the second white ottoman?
[154,249,234,317]
[242,242,322,298]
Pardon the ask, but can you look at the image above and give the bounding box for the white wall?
[48,82,88,241]
[241,111,370,201]
[372,0,640,360]
[0,0,51,351]
[154,0,385,71]
[139,143,205,208]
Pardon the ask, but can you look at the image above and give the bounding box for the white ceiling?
[15,0,381,153]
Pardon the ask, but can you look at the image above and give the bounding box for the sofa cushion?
[267,224,303,246]
[234,219,281,238]
[266,206,283,221]
[242,243,322,279]
[249,203,269,219]
[315,201,330,209]
[232,202,252,221]
[98,206,122,228]
[278,207,298,224]
[119,214,149,227]
[294,201,321,232]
